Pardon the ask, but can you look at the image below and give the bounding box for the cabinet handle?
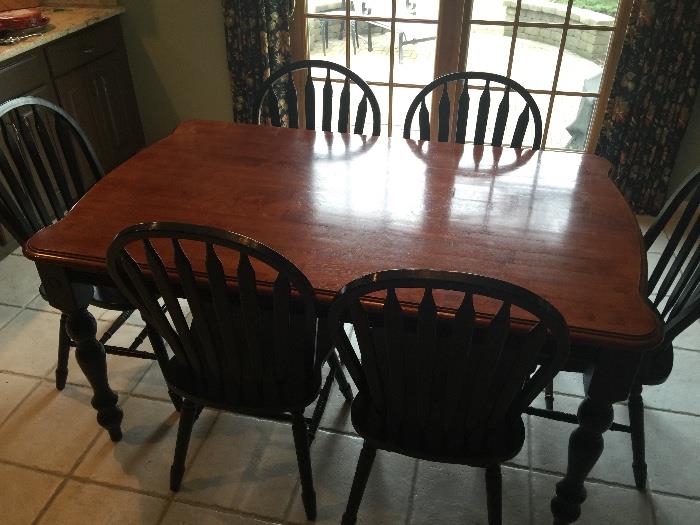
[83,47,95,54]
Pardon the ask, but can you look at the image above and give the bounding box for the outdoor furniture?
[327,269,570,525]
[253,59,381,136]
[107,222,352,519]
[364,1,436,64]
[404,72,543,148]
[540,165,700,489]
[565,71,602,150]
[0,97,163,396]
[316,1,437,64]
[23,121,663,524]
[315,0,359,56]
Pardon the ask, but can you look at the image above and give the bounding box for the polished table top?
[25,120,662,350]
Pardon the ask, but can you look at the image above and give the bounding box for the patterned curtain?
[596,0,699,214]
[222,0,293,123]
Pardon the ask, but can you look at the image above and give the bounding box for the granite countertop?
[0,6,125,63]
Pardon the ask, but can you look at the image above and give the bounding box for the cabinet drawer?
[0,49,52,102]
[45,17,121,77]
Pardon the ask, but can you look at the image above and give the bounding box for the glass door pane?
[305,0,443,136]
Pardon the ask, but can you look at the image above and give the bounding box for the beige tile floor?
[0,215,698,524]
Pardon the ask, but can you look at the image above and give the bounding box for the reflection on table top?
[25,121,661,350]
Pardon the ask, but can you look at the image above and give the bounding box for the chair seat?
[349,394,526,466]
[164,355,321,414]
[637,343,674,386]
[38,283,133,311]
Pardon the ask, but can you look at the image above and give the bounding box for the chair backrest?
[107,222,323,410]
[253,59,381,136]
[403,72,542,149]
[644,167,700,345]
[327,269,569,457]
[0,96,103,245]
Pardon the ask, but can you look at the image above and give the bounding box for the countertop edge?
[0,6,125,64]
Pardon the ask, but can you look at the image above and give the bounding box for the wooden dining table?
[24,120,663,523]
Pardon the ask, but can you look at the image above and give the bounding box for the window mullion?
[430,0,468,139]
[387,0,397,136]
[540,0,574,150]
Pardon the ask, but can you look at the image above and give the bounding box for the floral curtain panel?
[596,0,699,214]
[222,0,293,123]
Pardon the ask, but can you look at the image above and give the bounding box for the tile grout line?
[549,389,700,419]
[31,412,106,524]
[527,412,535,525]
[403,459,421,525]
[158,495,288,524]
[0,376,44,431]
[0,299,26,329]
[281,479,301,524]
[161,408,224,523]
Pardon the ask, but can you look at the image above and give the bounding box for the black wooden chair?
[327,269,570,524]
[107,222,354,520]
[0,96,161,392]
[403,72,542,149]
[537,166,700,489]
[253,59,381,136]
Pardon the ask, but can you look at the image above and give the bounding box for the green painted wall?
[118,0,232,144]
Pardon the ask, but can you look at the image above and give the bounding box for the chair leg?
[485,464,503,525]
[55,313,71,390]
[329,350,354,404]
[170,398,198,492]
[143,321,183,412]
[342,441,377,525]
[292,411,317,520]
[545,380,554,410]
[98,309,132,345]
[628,382,647,489]
[309,368,335,441]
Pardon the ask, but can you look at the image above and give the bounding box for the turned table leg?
[36,263,123,441]
[551,396,613,523]
[550,351,643,524]
[65,306,123,441]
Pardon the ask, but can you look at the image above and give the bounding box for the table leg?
[36,263,123,441]
[65,306,123,441]
[550,351,643,523]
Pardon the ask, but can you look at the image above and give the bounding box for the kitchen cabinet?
[0,15,143,173]
[47,17,143,172]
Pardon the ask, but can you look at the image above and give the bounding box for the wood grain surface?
[25,121,662,350]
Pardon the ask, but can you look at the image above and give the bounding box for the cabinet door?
[54,65,112,169]
[89,49,144,170]
[25,83,58,104]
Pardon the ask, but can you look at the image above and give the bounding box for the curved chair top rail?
[643,166,700,344]
[332,268,569,343]
[107,222,317,307]
[107,222,322,409]
[403,71,543,150]
[328,268,570,418]
[0,96,104,244]
[253,59,381,137]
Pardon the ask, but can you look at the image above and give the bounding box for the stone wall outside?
[503,0,614,64]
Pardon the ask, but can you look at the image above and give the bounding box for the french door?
[292,0,632,151]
